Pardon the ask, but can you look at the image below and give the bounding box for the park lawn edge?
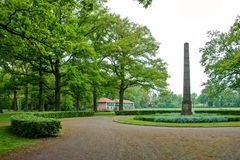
[0,126,40,155]
[114,116,240,127]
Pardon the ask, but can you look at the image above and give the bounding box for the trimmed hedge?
[33,111,95,118]
[10,111,94,138]
[115,110,180,115]
[11,115,61,138]
[153,115,228,123]
[134,115,240,123]
[195,110,240,115]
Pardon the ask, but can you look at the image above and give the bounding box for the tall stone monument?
[182,42,192,115]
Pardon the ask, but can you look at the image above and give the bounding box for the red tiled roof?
[97,98,115,103]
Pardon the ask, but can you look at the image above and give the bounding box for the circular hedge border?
[115,115,240,127]
[149,115,228,123]
[134,114,240,123]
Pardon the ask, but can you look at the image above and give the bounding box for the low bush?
[224,115,240,122]
[134,116,155,121]
[33,111,95,118]
[134,114,240,123]
[115,110,180,115]
[11,115,61,138]
[153,115,228,123]
[195,110,240,115]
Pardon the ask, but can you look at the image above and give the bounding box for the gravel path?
[2,116,240,160]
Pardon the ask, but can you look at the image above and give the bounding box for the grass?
[116,116,240,127]
[0,112,25,123]
[0,126,39,154]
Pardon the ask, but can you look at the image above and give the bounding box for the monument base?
[181,102,192,115]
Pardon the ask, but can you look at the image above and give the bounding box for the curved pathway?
[3,116,240,160]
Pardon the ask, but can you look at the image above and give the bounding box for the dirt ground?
[2,116,240,160]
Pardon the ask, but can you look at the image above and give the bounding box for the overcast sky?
[107,0,240,95]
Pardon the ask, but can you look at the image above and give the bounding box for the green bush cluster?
[11,115,61,138]
[195,110,240,115]
[134,114,240,123]
[115,110,180,115]
[153,115,228,123]
[33,111,94,118]
[224,115,240,122]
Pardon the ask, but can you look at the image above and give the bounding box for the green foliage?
[201,16,240,90]
[117,116,240,127]
[155,90,182,108]
[0,126,39,154]
[124,87,151,108]
[152,115,228,123]
[94,111,115,116]
[115,110,180,115]
[136,0,152,8]
[134,114,240,123]
[11,115,61,138]
[0,112,24,122]
[195,110,240,115]
[0,0,165,112]
[33,111,95,118]
[100,17,168,110]
[199,86,240,107]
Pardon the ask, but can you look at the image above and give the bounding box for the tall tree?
[201,16,240,91]
[101,18,168,110]
[0,0,109,111]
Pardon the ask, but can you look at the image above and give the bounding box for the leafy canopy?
[201,16,240,90]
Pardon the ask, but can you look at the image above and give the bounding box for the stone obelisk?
[182,42,192,115]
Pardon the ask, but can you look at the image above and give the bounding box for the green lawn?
[116,116,240,127]
[0,112,25,123]
[0,126,39,154]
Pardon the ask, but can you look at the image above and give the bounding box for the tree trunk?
[119,81,125,111]
[24,84,29,111]
[38,60,44,111]
[76,96,80,111]
[12,88,17,111]
[30,102,33,111]
[7,91,11,111]
[55,59,61,111]
[93,87,97,111]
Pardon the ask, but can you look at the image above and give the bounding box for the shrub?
[195,110,240,115]
[224,115,240,122]
[33,111,95,118]
[115,110,180,115]
[134,116,155,121]
[11,115,61,138]
[134,114,240,123]
[153,115,228,123]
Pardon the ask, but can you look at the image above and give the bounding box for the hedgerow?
[115,110,180,115]
[195,110,240,115]
[11,115,61,138]
[33,111,95,118]
[10,111,94,138]
[153,115,228,123]
[134,114,240,123]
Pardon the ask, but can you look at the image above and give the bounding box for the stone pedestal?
[181,43,192,115]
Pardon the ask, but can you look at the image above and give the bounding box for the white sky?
[107,0,240,95]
